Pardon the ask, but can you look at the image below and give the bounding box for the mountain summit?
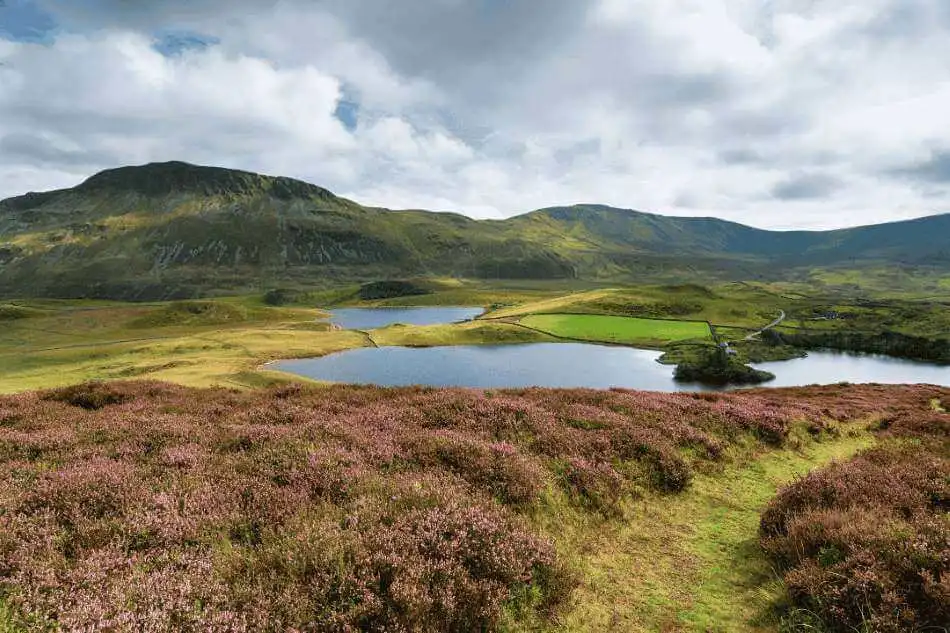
[1,162,948,299]
[75,161,337,200]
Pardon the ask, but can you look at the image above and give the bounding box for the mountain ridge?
[1,161,948,300]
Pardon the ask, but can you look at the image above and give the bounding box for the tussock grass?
[126,300,250,328]
[0,305,44,321]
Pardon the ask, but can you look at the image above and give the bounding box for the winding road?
[743,310,786,341]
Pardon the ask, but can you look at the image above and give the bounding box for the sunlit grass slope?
[518,313,712,346]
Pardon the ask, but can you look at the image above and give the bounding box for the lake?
[271,343,950,391]
[750,351,950,388]
[327,307,484,330]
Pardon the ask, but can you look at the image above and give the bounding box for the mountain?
[1,161,947,299]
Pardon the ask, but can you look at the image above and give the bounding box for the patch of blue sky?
[151,29,220,57]
[0,0,59,44]
[334,98,360,132]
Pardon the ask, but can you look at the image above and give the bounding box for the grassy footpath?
[532,428,874,633]
[0,603,21,633]
[518,314,712,347]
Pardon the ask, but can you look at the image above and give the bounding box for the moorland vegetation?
[0,381,946,631]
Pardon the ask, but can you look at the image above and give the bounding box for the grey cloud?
[0,131,115,167]
[888,151,950,184]
[673,192,700,208]
[718,149,766,165]
[315,0,588,80]
[859,0,950,40]
[35,0,273,30]
[771,173,842,200]
[41,0,586,82]
[637,72,734,109]
[5,0,950,229]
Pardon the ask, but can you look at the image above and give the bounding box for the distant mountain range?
[1,161,948,299]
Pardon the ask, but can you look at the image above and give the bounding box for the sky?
[1,1,949,229]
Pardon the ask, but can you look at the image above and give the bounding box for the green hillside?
[1,161,948,300]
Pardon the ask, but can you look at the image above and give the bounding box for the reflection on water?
[273,342,946,391]
[751,350,949,388]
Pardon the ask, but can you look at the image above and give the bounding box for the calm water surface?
[751,351,950,388]
[273,343,950,391]
[327,307,483,330]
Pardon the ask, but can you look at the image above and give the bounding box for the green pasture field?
[518,313,713,346]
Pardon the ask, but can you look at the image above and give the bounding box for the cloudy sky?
[1,0,949,228]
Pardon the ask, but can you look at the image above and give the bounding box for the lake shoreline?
[270,342,950,392]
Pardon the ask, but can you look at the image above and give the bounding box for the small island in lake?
[674,344,775,386]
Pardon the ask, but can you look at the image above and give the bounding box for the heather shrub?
[2,381,942,629]
[43,381,132,410]
[761,445,950,632]
[407,433,544,505]
[361,503,562,632]
[644,448,692,492]
[213,486,571,632]
[556,457,625,516]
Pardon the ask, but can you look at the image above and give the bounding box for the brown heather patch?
[761,403,950,633]
[0,381,946,631]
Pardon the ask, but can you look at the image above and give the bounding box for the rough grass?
[370,321,555,347]
[1,381,944,631]
[518,313,712,346]
[482,289,620,319]
[126,300,252,328]
[0,298,361,393]
[0,305,44,321]
[0,602,22,633]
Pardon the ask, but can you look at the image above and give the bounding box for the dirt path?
[742,310,785,341]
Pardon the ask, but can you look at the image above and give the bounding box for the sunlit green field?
[518,313,713,346]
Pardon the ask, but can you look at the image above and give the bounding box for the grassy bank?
[0,298,367,393]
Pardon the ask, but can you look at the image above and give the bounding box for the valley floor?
[3,280,949,394]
